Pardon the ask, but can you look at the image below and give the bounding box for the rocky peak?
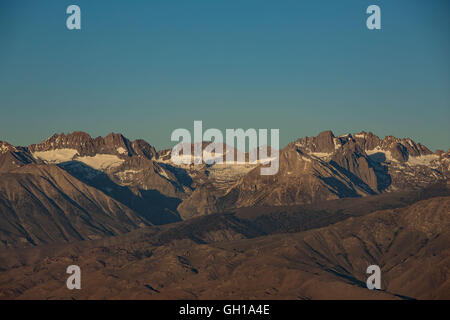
[28,131,157,160]
[352,131,433,161]
[364,133,430,154]
[158,142,242,164]
[316,130,336,153]
[290,130,435,163]
[0,141,35,172]
[28,132,95,155]
[92,132,133,157]
[0,141,17,154]
[353,131,381,150]
[293,130,338,154]
[133,139,157,159]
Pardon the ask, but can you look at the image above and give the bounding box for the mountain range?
[0,130,449,299]
[1,130,448,247]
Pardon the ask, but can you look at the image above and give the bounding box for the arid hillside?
[0,194,448,300]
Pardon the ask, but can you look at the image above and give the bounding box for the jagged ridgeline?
[0,130,448,247]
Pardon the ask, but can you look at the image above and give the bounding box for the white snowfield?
[32,148,124,170]
[168,153,277,165]
[366,148,441,167]
[32,149,79,163]
[76,155,124,170]
[170,154,203,164]
[407,154,439,166]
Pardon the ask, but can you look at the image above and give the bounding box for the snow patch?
[170,154,203,164]
[77,154,124,170]
[168,152,272,165]
[408,154,439,166]
[203,151,224,164]
[309,152,332,159]
[0,144,12,154]
[207,163,255,182]
[158,168,171,180]
[116,147,127,155]
[32,149,79,163]
[252,156,278,165]
[115,169,142,181]
[333,138,342,150]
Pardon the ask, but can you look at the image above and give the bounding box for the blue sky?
[0,0,449,151]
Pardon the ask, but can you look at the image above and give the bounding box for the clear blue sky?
[1,0,449,151]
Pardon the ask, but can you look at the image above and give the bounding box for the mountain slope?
[0,164,150,248]
[0,194,447,299]
[0,141,36,173]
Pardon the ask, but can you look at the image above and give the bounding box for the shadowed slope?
[0,164,150,248]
